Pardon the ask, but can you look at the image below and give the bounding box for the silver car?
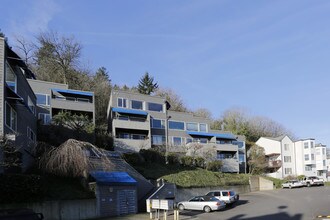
[205,190,239,206]
[177,196,226,213]
[281,180,304,189]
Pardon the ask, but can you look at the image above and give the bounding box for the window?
[131,100,143,110]
[284,144,289,151]
[239,152,245,162]
[38,113,51,125]
[169,121,184,130]
[186,138,193,144]
[151,118,165,129]
[199,123,207,132]
[36,94,50,106]
[28,96,36,114]
[232,141,244,148]
[311,142,314,148]
[118,98,127,108]
[27,127,36,142]
[323,160,326,166]
[284,168,292,175]
[5,103,17,131]
[172,137,182,146]
[305,154,309,161]
[284,156,291,163]
[6,63,17,92]
[186,122,198,131]
[147,102,163,112]
[199,138,208,144]
[118,133,145,140]
[304,142,309,149]
[305,166,312,171]
[311,154,314,160]
[322,148,326,155]
[152,135,165,145]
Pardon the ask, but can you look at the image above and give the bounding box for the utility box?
[90,171,138,217]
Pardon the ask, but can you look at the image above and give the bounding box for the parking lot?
[108,186,330,220]
[179,186,330,220]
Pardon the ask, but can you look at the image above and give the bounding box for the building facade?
[256,136,327,179]
[27,79,95,125]
[107,90,246,173]
[0,37,37,172]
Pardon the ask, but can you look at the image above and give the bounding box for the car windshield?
[230,191,235,196]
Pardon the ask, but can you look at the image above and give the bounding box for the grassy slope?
[133,162,250,188]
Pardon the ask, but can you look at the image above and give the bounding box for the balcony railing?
[268,160,282,168]
[116,115,147,122]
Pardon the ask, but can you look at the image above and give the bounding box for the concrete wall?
[175,185,250,202]
[249,176,274,192]
[0,199,97,220]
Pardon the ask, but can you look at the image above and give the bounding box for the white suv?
[205,190,239,206]
[302,176,324,187]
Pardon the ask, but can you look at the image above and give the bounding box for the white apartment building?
[256,136,327,179]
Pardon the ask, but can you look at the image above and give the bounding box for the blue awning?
[112,107,148,116]
[52,88,93,97]
[90,171,137,186]
[187,131,237,140]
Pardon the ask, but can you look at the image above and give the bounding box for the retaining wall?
[175,185,250,202]
[0,199,97,220]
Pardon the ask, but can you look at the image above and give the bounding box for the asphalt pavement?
[94,186,330,220]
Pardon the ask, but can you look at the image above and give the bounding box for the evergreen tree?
[137,72,158,95]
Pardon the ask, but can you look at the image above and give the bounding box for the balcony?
[268,160,282,168]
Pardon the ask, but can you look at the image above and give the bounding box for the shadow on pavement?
[227,205,303,220]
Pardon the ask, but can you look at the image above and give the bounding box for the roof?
[52,88,93,97]
[112,107,148,116]
[90,171,137,186]
[263,135,288,142]
[186,131,237,140]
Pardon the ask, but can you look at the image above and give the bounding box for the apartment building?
[107,90,246,173]
[27,79,95,125]
[256,136,327,179]
[0,37,37,172]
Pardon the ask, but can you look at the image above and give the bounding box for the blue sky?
[2,0,330,146]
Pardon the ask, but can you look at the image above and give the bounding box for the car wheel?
[307,183,311,187]
[178,204,185,211]
[204,206,211,213]
[289,185,292,189]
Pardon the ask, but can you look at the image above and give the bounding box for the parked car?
[205,190,239,206]
[281,180,304,189]
[302,176,324,187]
[177,196,226,213]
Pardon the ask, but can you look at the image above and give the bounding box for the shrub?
[297,175,305,180]
[167,153,180,165]
[194,157,205,168]
[206,160,223,171]
[95,132,114,151]
[140,149,165,164]
[180,156,194,167]
[123,153,144,165]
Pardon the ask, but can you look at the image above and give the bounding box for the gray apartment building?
[107,90,246,173]
[0,37,37,172]
[0,36,95,173]
[27,79,95,125]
